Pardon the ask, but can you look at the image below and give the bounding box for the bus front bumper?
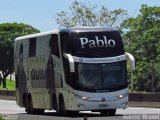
[74,93,128,111]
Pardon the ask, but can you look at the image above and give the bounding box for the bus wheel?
[68,111,79,116]
[25,95,44,114]
[35,109,45,114]
[25,95,35,114]
[59,96,67,115]
[108,109,116,116]
[100,109,116,116]
[52,94,58,110]
[100,110,108,116]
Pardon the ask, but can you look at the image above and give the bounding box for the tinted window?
[60,32,72,54]
[29,38,36,57]
[76,61,127,92]
[49,34,60,57]
[60,32,74,87]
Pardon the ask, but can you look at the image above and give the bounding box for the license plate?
[99,104,108,107]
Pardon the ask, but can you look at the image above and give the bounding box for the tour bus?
[14,27,135,115]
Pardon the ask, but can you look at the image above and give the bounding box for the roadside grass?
[0,79,15,91]
[0,116,3,120]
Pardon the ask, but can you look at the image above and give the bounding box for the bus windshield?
[75,61,127,92]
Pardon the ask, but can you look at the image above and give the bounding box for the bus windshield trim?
[73,54,126,63]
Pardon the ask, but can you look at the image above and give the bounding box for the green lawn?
[0,79,15,90]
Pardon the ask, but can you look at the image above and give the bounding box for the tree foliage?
[122,5,160,92]
[56,2,160,92]
[0,22,40,88]
[55,0,128,29]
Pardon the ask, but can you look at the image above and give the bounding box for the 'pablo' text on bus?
[79,36,116,48]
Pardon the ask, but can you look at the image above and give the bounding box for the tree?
[0,22,40,88]
[122,5,160,92]
[55,0,128,30]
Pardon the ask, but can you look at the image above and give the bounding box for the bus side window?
[50,34,60,58]
[60,32,75,87]
[29,38,36,57]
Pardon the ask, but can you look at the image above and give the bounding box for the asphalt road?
[1,99,160,120]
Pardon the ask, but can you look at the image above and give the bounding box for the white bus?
[14,27,135,115]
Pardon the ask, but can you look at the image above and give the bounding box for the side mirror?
[63,53,75,72]
[125,52,135,71]
[125,52,135,93]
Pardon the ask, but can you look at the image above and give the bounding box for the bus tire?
[25,95,44,114]
[52,94,58,110]
[35,109,45,114]
[23,93,27,107]
[100,109,116,116]
[68,111,79,116]
[25,95,35,114]
[59,95,67,115]
[108,109,116,116]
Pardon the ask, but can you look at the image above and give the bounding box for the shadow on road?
[18,111,123,118]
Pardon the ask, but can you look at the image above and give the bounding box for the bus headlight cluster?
[117,93,128,99]
[75,94,89,100]
[81,96,89,100]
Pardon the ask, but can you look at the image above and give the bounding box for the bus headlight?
[75,94,89,100]
[81,96,89,100]
[117,93,128,99]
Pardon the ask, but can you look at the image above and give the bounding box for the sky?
[0,0,159,32]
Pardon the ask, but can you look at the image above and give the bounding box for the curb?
[1,90,160,108]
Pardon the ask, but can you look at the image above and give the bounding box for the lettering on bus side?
[79,36,116,48]
[28,57,47,81]
[28,56,59,81]
[30,68,46,80]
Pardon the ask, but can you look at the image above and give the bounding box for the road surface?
[1,99,160,120]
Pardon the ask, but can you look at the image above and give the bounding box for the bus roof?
[15,27,117,41]
[60,27,117,33]
[15,29,59,41]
